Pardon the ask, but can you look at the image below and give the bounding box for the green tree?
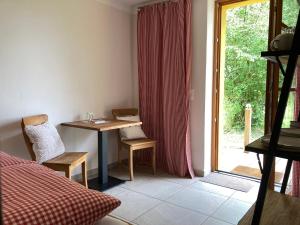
[282,0,299,27]
[223,1,299,132]
[224,2,269,132]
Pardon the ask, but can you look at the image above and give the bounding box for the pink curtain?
[137,0,194,177]
[292,68,300,197]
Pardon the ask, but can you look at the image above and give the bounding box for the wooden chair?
[112,108,156,180]
[21,114,88,188]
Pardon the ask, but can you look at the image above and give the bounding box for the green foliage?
[224,2,269,132]
[282,0,299,27]
[280,1,299,127]
[223,1,299,132]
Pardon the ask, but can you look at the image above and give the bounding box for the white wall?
[0,0,134,174]
[190,0,215,176]
[132,0,215,176]
[132,15,139,107]
[0,0,215,177]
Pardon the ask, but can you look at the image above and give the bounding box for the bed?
[1,151,121,225]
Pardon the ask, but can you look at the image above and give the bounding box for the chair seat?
[43,152,87,166]
[122,138,155,147]
[111,108,156,180]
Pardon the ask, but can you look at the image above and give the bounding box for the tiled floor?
[104,165,259,225]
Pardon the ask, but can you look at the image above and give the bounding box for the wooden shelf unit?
[242,135,300,225]
[261,50,300,66]
[245,136,300,160]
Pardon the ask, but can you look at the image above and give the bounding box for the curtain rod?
[136,0,177,10]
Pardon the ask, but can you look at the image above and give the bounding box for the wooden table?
[61,119,142,191]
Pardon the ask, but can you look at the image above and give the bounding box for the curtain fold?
[292,68,300,197]
[137,0,194,177]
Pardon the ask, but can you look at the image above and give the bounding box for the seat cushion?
[25,122,65,163]
[116,115,147,140]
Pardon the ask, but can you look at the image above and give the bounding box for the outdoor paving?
[218,132,287,183]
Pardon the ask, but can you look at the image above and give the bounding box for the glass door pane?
[275,0,299,187]
[218,1,270,178]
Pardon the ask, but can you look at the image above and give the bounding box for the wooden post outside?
[244,104,252,151]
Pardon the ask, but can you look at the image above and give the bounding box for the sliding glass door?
[212,0,298,188]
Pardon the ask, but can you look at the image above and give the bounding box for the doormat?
[231,165,284,184]
[199,172,254,192]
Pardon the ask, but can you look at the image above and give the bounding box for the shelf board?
[238,191,300,225]
[261,50,300,66]
[245,135,300,160]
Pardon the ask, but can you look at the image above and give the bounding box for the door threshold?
[216,170,283,187]
[216,170,261,183]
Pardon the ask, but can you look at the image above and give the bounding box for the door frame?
[211,0,282,178]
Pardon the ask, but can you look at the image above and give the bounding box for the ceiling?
[118,0,152,6]
[97,0,155,13]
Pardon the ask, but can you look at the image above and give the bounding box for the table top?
[61,119,142,132]
[245,138,300,160]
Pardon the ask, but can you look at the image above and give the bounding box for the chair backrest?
[112,108,139,118]
[21,114,48,161]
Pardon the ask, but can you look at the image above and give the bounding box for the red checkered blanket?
[1,152,121,225]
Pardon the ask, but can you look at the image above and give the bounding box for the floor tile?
[103,186,127,196]
[191,181,236,197]
[124,179,184,200]
[202,217,233,225]
[110,165,196,188]
[96,215,136,225]
[120,179,149,189]
[155,172,198,186]
[110,165,157,189]
[165,177,198,186]
[231,185,259,204]
[109,166,150,181]
[166,187,228,215]
[111,190,161,222]
[133,202,207,225]
[108,165,255,225]
[212,198,251,224]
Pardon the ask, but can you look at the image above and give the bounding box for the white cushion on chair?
[25,122,65,164]
[116,115,147,140]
